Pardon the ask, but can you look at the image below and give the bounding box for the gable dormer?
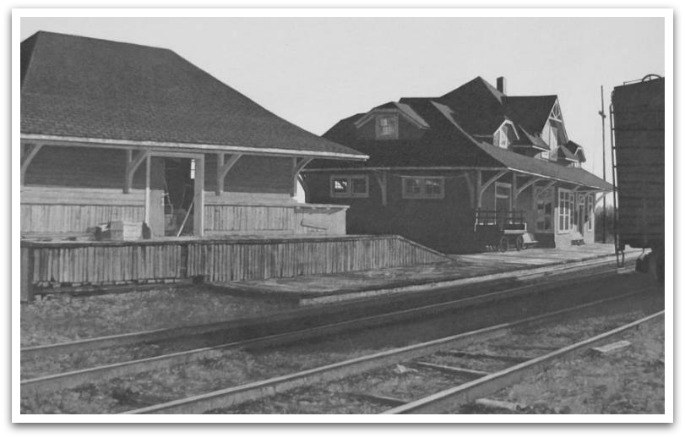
[493,119,519,149]
[353,102,429,141]
[541,99,569,161]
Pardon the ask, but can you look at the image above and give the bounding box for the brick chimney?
[496,76,506,95]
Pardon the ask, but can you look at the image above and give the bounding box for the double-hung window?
[402,176,445,199]
[535,187,553,232]
[558,188,572,233]
[330,175,369,198]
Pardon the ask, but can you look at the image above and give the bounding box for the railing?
[474,209,526,231]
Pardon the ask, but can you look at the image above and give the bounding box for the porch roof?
[20,31,367,161]
[474,141,612,191]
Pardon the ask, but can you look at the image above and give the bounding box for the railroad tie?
[413,362,489,379]
[347,392,409,407]
[439,350,536,363]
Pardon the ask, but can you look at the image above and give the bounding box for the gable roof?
[436,76,506,135]
[20,31,366,160]
[311,79,611,191]
[354,101,430,129]
[503,95,558,134]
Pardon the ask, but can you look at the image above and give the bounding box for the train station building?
[303,76,614,253]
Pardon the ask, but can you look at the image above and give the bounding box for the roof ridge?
[24,30,176,54]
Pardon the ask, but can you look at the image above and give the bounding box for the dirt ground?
[491,318,665,414]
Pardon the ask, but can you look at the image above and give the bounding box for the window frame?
[375,114,399,140]
[535,186,554,233]
[401,176,445,200]
[558,188,572,233]
[330,174,369,198]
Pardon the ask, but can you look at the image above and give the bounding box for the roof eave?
[20,133,369,161]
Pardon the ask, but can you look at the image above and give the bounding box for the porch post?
[512,174,518,210]
[292,157,313,197]
[20,142,43,186]
[194,155,205,236]
[216,153,242,196]
[475,170,482,209]
[144,154,151,223]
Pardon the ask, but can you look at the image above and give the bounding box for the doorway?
[163,158,195,236]
[146,153,204,238]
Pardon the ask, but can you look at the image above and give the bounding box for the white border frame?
[11,7,674,426]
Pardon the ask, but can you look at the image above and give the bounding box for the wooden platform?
[20,235,450,301]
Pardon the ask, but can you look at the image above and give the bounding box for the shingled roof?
[310,78,611,191]
[20,31,366,160]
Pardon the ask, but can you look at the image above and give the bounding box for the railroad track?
[22,253,638,363]
[122,290,660,414]
[21,263,641,397]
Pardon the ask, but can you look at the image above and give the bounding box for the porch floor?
[212,243,641,304]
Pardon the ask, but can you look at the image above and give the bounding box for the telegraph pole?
[599,86,607,242]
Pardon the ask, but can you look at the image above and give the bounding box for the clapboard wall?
[21,187,146,236]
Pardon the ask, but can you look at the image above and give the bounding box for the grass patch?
[21,285,294,347]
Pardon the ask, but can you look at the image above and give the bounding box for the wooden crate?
[109,221,143,241]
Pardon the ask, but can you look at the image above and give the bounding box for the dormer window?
[376,115,398,140]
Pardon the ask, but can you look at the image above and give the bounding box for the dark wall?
[204,154,293,195]
[305,171,479,253]
[24,145,146,189]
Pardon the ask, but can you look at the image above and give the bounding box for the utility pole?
[599,86,607,243]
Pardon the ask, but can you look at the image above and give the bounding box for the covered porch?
[20,138,353,241]
[467,162,612,249]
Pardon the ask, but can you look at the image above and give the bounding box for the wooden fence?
[20,235,449,301]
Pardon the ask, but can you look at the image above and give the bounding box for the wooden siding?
[204,193,347,236]
[21,187,145,236]
[21,235,449,300]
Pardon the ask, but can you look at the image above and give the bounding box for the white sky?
[20,16,665,179]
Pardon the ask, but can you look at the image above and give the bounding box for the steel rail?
[121,290,648,414]
[21,253,636,361]
[383,310,664,414]
[21,266,627,396]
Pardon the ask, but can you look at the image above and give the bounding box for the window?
[495,182,512,209]
[535,186,554,232]
[402,176,445,199]
[587,194,594,231]
[376,115,398,140]
[558,188,572,233]
[330,175,369,198]
[538,150,550,160]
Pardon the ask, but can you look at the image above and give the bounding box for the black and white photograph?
[12,6,672,424]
